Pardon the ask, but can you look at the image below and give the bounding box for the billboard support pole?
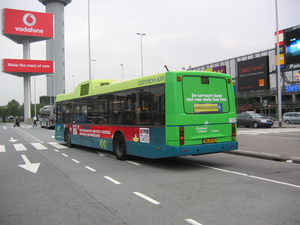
[275,0,282,127]
[23,38,31,122]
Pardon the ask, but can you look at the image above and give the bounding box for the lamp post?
[34,76,36,116]
[137,33,146,77]
[121,64,124,79]
[91,59,96,79]
[88,0,92,80]
[47,74,54,106]
[275,0,282,127]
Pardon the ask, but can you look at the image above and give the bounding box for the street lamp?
[121,64,124,79]
[137,33,146,77]
[91,59,96,79]
[72,75,75,90]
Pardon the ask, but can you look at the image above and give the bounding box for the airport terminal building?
[188,25,300,116]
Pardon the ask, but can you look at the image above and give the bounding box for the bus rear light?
[179,126,184,145]
[227,79,231,84]
[177,76,182,82]
[232,124,236,140]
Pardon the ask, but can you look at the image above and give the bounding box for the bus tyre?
[65,129,73,147]
[113,133,128,160]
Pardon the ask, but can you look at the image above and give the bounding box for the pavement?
[228,121,300,164]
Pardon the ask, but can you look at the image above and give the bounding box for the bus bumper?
[168,141,238,157]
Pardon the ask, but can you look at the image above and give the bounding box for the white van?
[283,112,300,124]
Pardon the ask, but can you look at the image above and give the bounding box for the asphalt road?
[0,123,299,225]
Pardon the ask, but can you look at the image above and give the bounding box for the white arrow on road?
[18,155,40,174]
[8,137,18,142]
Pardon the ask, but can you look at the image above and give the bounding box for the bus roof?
[56,71,232,102]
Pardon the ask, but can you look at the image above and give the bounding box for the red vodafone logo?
[23,13,37,26]
[3,8,54,41]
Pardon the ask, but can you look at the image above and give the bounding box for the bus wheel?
[113,133,127,160]
[65,129,73,147]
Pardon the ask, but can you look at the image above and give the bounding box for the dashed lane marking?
[133,192,160,205]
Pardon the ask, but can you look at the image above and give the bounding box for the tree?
[31,103,46,116]
[6,100,20,116]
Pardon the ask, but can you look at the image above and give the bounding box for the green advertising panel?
[182,76,229,114]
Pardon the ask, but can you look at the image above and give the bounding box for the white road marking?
[48,142,67,149]
[0,145,6,152]
[125,160,141,165]
[31,143,47,150]
[85,166,96,172]
[61,153,68,157]
[18,154,40,174]
[104,176,121,184]
[188,162,300,189]
[13,144,27,151]
[72,159,80,163]
[133,192,160,205]
[97,151,107,157]
[238,128,300,136]
[185,218,203,225]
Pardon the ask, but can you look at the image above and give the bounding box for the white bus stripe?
[13,144,27,151]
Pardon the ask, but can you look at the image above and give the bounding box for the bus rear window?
[182,76,230,114]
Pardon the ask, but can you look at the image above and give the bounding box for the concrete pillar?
[39,0,71,98]
[23,38,31,121]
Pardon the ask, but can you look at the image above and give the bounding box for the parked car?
[237,112,274,128]
[283,112,300,124]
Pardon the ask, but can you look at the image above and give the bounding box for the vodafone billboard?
[3,59,55,76]
[2,8,54,44]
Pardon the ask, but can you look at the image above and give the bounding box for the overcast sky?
[0,0,299,106]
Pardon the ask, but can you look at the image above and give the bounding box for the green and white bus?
[55,71,238,160]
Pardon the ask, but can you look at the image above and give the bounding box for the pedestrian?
[33,115,38,127]
[14,116,20,127]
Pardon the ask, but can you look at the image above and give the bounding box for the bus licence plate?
[203,138,216,144]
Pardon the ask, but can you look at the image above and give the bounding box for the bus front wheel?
[113,133,128,160]
[65,129,73,147]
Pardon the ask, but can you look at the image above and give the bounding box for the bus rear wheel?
[113,133,128,160]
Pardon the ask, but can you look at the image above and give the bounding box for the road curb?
[226,150,300,164]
